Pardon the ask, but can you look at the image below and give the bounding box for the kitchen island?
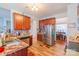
[0,39,29,56]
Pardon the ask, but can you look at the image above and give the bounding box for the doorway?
[56,24,67,41]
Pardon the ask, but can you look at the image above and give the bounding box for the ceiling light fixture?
[26,3,39,11]
[31,5,38,11]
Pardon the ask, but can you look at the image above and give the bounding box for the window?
[56,24,67,34]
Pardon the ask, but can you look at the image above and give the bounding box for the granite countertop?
[17,34,32,38]
[0,39,29,56]
[69,40,79,43]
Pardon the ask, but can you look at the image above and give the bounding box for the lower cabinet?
[7,47,28,56]
[37,32,45,41]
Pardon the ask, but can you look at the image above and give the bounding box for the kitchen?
[0,3,79,56]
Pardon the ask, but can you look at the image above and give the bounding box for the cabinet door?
[47,18,56,25]
[23,16,30,30]
[7,47,28,56]
[13,13,23,30]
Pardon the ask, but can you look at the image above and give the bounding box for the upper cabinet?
[23,16,30,30]
[13,13,31,30]
[13,13,23,30]
[39,18,56,27]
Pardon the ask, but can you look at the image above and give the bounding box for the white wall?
[30,16,38,44]
[67,4,79,41]
[56,17,67,24]
[0,7,11,32]
[56,17,68,34]
[40,12,67,20]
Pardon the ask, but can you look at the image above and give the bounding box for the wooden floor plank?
[28,40,66,56]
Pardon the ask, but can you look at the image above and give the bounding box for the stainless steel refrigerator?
[41,24,56,46]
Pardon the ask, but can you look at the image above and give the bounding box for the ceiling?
[0,3,69,19]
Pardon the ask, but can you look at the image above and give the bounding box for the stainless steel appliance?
[42,24,56,46]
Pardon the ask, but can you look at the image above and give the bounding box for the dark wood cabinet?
[18,35,33,46]
[37,33,45,41]
[29,35,32,46]
[39,18,55,25]
[23,16,30,30]
[13,13,23,30]
[13,13,31,30]
[39,18,55,29]
[7,47,28,56]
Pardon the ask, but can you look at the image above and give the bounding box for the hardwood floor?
[28,40,66,56]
